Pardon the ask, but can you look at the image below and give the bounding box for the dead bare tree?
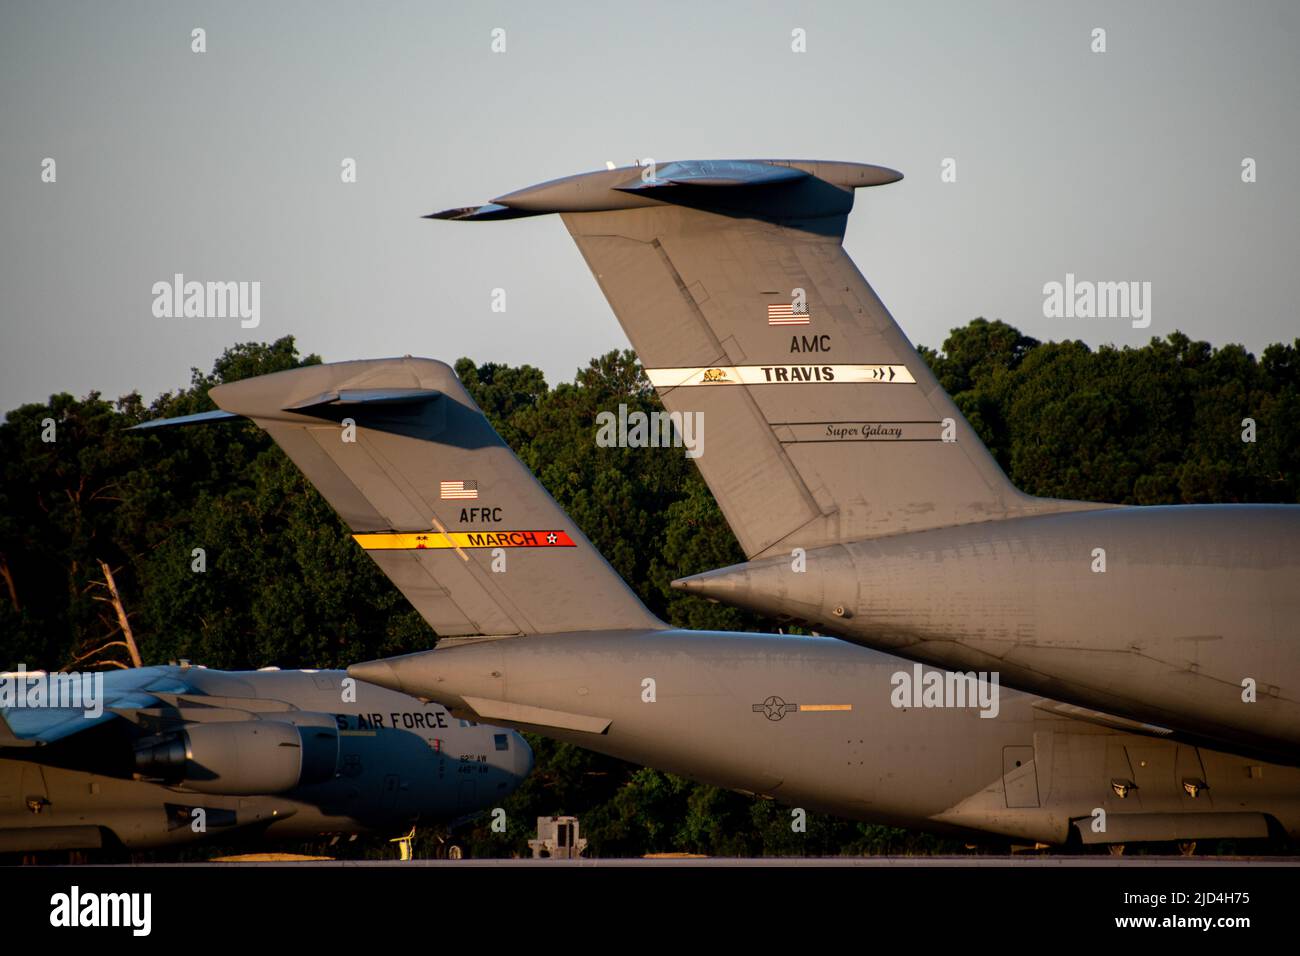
[67,559,143,670]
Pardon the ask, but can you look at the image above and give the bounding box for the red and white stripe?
[439,480,478,500]
[767,304,811,325]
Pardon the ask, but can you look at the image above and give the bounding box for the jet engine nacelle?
[134,719,339,795]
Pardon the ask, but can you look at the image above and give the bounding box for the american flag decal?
[767,304,811,326]
[439,480,478,500]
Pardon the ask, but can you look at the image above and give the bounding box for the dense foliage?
[1,321,1295,857]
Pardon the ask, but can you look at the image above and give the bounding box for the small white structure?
[527,816,587,859]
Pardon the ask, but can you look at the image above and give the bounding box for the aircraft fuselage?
[353,629,1300,846]
[676,503,1300,766]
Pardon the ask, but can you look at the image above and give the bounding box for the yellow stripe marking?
[798,704,852,713]
[352,530,576,550]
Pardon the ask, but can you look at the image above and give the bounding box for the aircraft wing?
[0,666,192,748]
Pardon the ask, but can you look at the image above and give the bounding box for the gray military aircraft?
[434,159,1300,768]
[162,356,1300,848]
[0,662,531,854]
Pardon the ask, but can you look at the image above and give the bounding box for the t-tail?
[134,359,664,640]
[431,159,1104,559]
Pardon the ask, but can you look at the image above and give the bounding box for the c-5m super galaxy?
[0,663,531,855]
[154,357,1300,849]
[435,159,1300,769]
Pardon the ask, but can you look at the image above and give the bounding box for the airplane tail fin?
[140,359,663,639]
[432,160,1093,559]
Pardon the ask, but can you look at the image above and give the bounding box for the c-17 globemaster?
[435,159,1300,769]
[151,356,1300,849]
[0,662,531,855]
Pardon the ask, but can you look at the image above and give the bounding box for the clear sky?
[2,0,1296,412]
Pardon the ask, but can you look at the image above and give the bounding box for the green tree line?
[1,321,1296,857]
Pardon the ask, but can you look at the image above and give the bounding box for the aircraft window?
[494,734,509,751]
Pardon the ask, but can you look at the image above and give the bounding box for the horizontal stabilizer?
[132,390,446,432]
[285,387,443,413]
[612,160,809,191]
[432,159,902,225]
[130,409,241,430]
[424,202,546,222]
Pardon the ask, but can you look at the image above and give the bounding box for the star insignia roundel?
[752,695,797,721]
